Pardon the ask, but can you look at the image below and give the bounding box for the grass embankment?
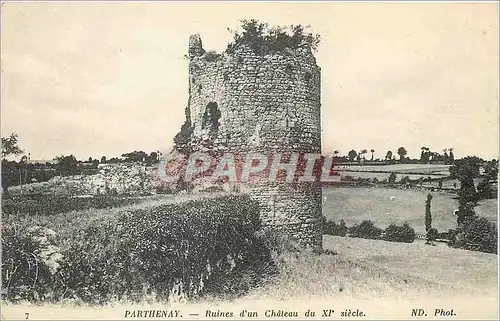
[2,192,276,304]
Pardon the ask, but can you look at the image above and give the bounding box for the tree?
[385,150,393,161]
[425,194,433,232]
[54,155,78,174]
[424,194,435,245]
[348,150,357,162]
[449,156,481,203]
[1,133,24,159]
[477,160,498,199]
[397,147,407,162]
[100,156,107,163]
[420,147,430,163]
[122,151,148,163]
[448,148,455,163]
[333,150,339,158]
[370,149,375,161]
[388,172,397,184]
[443,149,449,164]
[450,157,482,229]
[150,151,159,163]
[338,219,347,237]
[359,149,367,163]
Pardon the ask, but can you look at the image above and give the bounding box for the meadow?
[334,164,451,175]
[322,187,498,234]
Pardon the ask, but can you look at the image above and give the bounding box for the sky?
[1,2,499,161]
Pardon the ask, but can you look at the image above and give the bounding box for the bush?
[58,194,274,304]
[322,217,347,237]
[348,220,383,240]
[203,50,221,62]
[1,194,139,216]
[1,224,64,302]
[383,222,416,243]
[226,19,321,55]
[426,228,438,243]
[458,217,497,254]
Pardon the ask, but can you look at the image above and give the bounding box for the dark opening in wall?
[198,84,203,94]
[304,72,312,83]
[202,102,221,131]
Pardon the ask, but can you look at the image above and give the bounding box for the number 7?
[25,312,29,319]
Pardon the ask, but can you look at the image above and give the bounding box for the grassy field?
[335,164,451,175]
[322,187,498,233]
[247,235,498,302]
[335,171,445,181]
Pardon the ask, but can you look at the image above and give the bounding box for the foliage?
[426,228,438,243]
[203,50,222,62]
[383,222,415,243]
[2,195,275,304]
[62,194,271,303]
[1,133,24,159]
[226,19,321,55]
[397,147,407,162]
[1,224,64,302]
[450,156,482,202]
[322,217,347,237]
[53,155,78,174]
[348,220,383,240]
[456,217,498,254]
[1,194,140,216]
[388,172,397,184]
[121,151,148,163]
[347,150,357,162]
[425,194,433,232]
[477,160,498,199]
[174,106,194,154]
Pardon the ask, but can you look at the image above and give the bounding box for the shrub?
[203,50,221,62]
[58,194,274,304]
[226,19,321,55]
[322,217,347,237]
[388,172,397,184]
[383,222,416,243]
[426,228,438,243]
[1,194,139,216]
[1,224,64,302]
[459,217,497,254]
[348,220,383,240]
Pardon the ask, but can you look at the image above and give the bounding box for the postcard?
[1,1,498,320]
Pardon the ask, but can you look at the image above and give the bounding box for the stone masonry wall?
[185,34,323,250]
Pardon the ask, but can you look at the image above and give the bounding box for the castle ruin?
[181,32,323,251]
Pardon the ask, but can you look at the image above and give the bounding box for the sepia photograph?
[1,1,499,320]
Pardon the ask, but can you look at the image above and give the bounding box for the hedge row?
[2,195,276,303]
[322,218,416,243]
[1,194,140,216]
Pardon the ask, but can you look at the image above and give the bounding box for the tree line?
[332,146,457,164]
[1,133,161,192]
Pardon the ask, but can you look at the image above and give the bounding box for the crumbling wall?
[185,34,323,251]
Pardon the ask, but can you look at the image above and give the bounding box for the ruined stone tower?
[185,33,323,250]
